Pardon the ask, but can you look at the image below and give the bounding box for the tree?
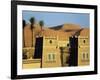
[39,20,44,30]
[23,20,26,47]
[29,17,35,47]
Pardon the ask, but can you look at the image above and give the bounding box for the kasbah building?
[22,23,90,69]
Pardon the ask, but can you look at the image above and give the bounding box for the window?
[56,46,58,49]
[23,50,28,59]
[52,54,55,60]
[83,40,86,43]
[48,54,51,60]
[48,53,55,61]
[23,53,27,59]
[67,43,69,47]
[86,53,89,59]
[82,53,89,60]
[83,53,85,59]
[49,40,52,44]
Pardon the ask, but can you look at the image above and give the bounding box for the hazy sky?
[22,11,89,28]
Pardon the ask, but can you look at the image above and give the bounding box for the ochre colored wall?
[78,36,90,66]
[24,26,32,47]
[42,36,61,68]
[22,59,41,69]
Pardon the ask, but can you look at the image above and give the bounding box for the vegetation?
[39,20,44,30]
[29,17,35,47]
[23,17,45,47]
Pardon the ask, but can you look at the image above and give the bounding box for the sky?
[22,11,90,28]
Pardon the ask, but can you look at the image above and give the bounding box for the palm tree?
[29,17,35,47]
[39,20,44,30]
[23,20,26,47]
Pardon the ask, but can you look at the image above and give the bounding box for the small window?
[56,46,58,49]
[49,40,52,44]
[67,43,69,47]
[86,53,89,59]
[83,53,85,59]
[48,54,55,61]
[48,54,51,60]
[52,54,55,60]
[23,53,27,59]
[83,40,86,43]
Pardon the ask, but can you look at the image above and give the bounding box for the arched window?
[67,43,69,47]
[83,40,86,43]
[49,40,52,44]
